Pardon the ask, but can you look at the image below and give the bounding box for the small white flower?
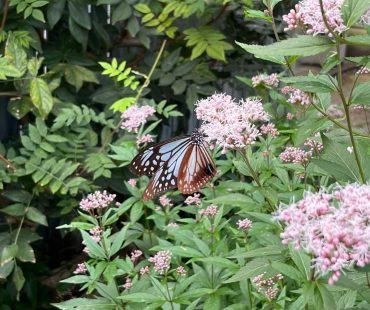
[347,146,353,154]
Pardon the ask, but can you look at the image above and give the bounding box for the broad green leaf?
[110,97,136,112]
[68,16,88,49]
[342,0,370,27]
[110,225,129,256]
[150,245,204,258]
[68,0,91,30]
[0,57,22,79]
[80,230,107,258]
[0,204,26,216]
[16,242,35,263]
[5,33,27,74]
[2,190,32,203]
[271,261,303,281]
[244,9,272,22]
[112,1,132,24]
[26,207,48,226]
[134,3,151,14]
[118,292,164,303]
[350,80,370,105]
[64,64,98,91]
[47,0,66,28]
[0,260,14,279]
[60,275,90,284]
[1,244,18,266]
[345,35,370,47]
[317,282,336,310]
[281,75,337,93]
[30,78,53,118]
[12,265,25,294]
[236,36,334,57]
[224,258,273,283]
[32,9,45,22]
[208,193,254,207]
[229,246,283,259]
[289,245,311,280]
[52,297,116,310]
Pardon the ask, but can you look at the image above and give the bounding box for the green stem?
[14,193,34,245]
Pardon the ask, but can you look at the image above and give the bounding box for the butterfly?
[129,130,216,200]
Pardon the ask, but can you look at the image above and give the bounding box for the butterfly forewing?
[178,143,216,194]
[129,136,190,177]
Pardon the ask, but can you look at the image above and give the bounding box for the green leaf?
[342,0,370,27]
[317,282,336,310]
[5,33,27,75]
[110,225,129,256]
[236,35,334,57]
[151,245,203,258]
[12,265,25,294]
[1,204,26,216]
[30,78,53,118]
[2,190,32,203]
[345,35,370,47]
[0,261,14,279]
[206,44,225,61]
[68,16,88,49]
[64,64,98,91]
[289,245,311,280]
[26,207,48,226]
[229,246,283,259]
[0,57,22,79]
[7,97,33,119]
[208,193,254,207]
[110,97,136,112]
[1,244,18,266]
[32,9,45,22]
[271,261,303,282]
[16,242,35,263]
[27,57,43,77]
[224,258,273,283]
[127,16,140,37]
[60,275,90,284]
[281,75,337,93]
[47,0,66,28]
[351,80,370,105]
[80,230,106,258]
[112,1,132,24]
[244,9,272,22]
[134,3,151,14]
[118,292,164,303]
[52,298,116,310]
[68,0,91,30]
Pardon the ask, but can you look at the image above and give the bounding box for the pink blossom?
[283,4,304,32]
[252,73,279,88]
[237,218,252,232]
[176,266,187,276]
[199,204,218,217]
[286,112,294,120]
[326,105,344,118]
[148,251,172,274]
[184,193,202,206]
[167,222,178,228]
[280,147,312,166]
[260,123,279,137]
[282,86,311,106]
[357,66,370,75]
[195,93,270,153]
[89,226,103,242]
[252,272,283,301]
[120,105,155,132]
[127,179,137,187]
[159,195,173,207]
[73,263,87,274]
[123,278,132,289]
[140,266,150,275]
[276,184,370,284]
[130,250,142,263]
[79,190,116,212]
[136,134,154,147]
[304,138,323,153]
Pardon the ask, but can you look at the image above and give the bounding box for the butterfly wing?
[142,138,192,200]
[177,142,216,194]
[129,136,190,177]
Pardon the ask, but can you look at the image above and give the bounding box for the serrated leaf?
[26,207,48,226]
[1,244,18,266]
[30,78,53,118]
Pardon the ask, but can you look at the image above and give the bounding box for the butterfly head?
[191,129,204,146]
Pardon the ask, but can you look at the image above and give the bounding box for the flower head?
[79,190,116,212]
[276,183,370,284]
[195,93,269,153]
[237,218,253,232]
[282,86,311,106]
[199,204,218,217]
[283,4,304,31]
[176,266,187,276]
[252,73,279,88]
[140,266,150,276]
[159,195,173,207]
[127,179,137,187]
[167,222,178,228]
[73,263,87,274]
[252,272,283,301]
[123,278,132,289]
[89,226,103,242]
[260,123,279,137]
[148,251,172,274]
[304,138,323,153]
[130,250,143,263]
[280,147,312,166]
[136,134,154,147]
[120,105,155,132]
[184,193,202,206]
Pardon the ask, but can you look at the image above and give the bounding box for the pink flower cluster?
[167,222,178,228]
[140,266,150,275]
[282,86,311,106]
[136,134,154,147]
[73,263,87,274]
[252,272,283,301]
[148,251,172,275]
[89,226,103,242]
[130,250,142,263]
[283,4,304,32]
[276,184,370,284]
[159,195,173,207]
[237,218,252,232]
[123,278,132,289]
[79,190,116,212]
[304,138,323,153]
[127,179,137,187]
[260,123,279,137]
[120,105,155,132]
[199,204,218,217]
[176,266,187,276]
[184,193,202,206]
[195,93,270,153]
[280,147,312,166]
[252,73,279,88]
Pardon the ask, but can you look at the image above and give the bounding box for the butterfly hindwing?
[177,143,216,194]
[129,136,190,177]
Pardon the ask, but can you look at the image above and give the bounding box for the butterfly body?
[129,130,216,200]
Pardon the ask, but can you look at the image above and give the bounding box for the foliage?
[1,0,370,309]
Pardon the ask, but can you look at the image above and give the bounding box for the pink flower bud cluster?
[276,184,370,284]
[140,266,150,275]
[251,73,279,88]
[237,218,252,232]
[159,195,173,207]
[279,147,312,166]
[89,226,103,242]
[283,4,304,32]
[127,179,137,187]
[195,93,270,153]
[357,66,370,75]
[130,250,142,263]
[79,190,116,212]
[73,263,87,274]
[123,278,132,289]
[304,138,323,153]
[252,272,283,301]
[167,222,178,228]
[282,86,311,106]
[148,251,172,275]
[260,123,279,137]
[120,105,155,132]
[136,134,154,147]
[176,266,187,276]
[199,204,218,217]
[184,193,202,206]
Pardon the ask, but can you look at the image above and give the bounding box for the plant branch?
[0,154,16,171]
[0,0,9,32]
